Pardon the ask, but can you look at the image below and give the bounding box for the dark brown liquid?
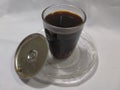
[45,11,83,59]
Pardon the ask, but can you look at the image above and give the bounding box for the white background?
[0,0,120,90]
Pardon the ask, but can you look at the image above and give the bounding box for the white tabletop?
[0,0,120,90]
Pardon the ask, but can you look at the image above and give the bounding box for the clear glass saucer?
[35,31,99,87]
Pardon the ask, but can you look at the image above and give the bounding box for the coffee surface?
[45,11,83,28]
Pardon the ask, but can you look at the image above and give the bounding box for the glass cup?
[42,4,86,59]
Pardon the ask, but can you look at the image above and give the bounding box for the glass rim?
[41,4,87,30]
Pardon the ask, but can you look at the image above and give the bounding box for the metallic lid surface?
[14,33,48,79]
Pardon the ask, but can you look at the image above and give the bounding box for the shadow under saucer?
[20,77,50,88]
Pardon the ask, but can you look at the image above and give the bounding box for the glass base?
[35,31,99,87]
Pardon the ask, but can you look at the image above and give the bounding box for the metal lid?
[14,33,48,79]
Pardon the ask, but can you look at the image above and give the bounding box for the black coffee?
[45,11,83,59]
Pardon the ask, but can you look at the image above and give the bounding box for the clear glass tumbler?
[42,4,86,59]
